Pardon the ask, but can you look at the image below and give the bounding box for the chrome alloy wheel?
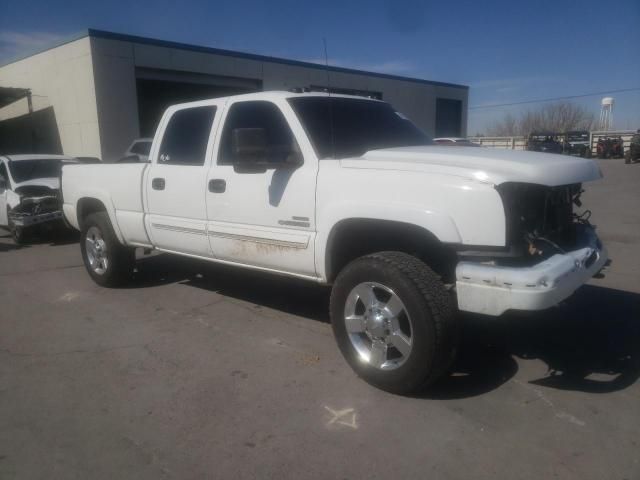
[343,282,413,370]
[85,226,109,275]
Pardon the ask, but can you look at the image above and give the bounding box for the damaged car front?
[0,155,74,243]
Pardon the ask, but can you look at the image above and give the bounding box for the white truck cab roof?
[166,90,383,110]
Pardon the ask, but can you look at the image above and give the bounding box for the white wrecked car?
[0,154,74,244]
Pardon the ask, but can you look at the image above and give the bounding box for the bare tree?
[486,102,595,136]
[487,113,518,136]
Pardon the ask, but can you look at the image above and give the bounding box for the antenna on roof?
[323,38,336,159]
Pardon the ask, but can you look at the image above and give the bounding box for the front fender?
[315,203,463,280]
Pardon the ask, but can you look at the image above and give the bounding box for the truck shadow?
[131,253,331,322]
[427,284,640,399]
[0,227,78,250]
[0,230,29,252]
[132,254,640,399]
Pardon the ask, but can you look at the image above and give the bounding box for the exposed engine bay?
[495,182,597,264]
[8,184,63,228]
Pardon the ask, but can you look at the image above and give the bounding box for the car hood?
[13,177,60,191]
[340,146,602,186]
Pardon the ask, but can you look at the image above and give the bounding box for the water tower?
[599,97,614,131]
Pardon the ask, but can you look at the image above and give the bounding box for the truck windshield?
[288,97,432,159]
[8,159,62,183]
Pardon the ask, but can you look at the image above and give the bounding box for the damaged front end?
[9,185,64,228]
[497,182,595,262]
[455,181,608,316]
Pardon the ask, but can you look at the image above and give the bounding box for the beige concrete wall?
[90,37,140,162]
[0,37,102,157]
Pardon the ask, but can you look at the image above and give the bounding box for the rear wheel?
[80,212,134,287]
[330,251,458,395]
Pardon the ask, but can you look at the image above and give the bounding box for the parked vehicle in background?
[122,138,153,162]
[526,132,563,154]
[562,131,591,157]
[434,137,480,147]
[625,133,640,164]
[596,136,625,159]
[61,91,608,395]
[0,154,75,243]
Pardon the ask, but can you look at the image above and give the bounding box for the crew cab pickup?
[61,91,608,394]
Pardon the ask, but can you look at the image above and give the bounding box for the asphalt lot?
[1,159,639,480]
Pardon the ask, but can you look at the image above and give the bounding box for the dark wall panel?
[0,107,62,154]
[435,98,462,137]
[136,79,257,137]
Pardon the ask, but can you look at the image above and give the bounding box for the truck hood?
[13,177,60,191]
[341,146,602,186]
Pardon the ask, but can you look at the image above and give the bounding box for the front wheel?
[330,251,458,395]
[80,212,134,287]
[7,211,28,245]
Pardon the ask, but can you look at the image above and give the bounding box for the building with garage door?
[0,29,468,161]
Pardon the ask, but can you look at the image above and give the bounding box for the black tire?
[80,212,134,287]
[7,210,28,245]
[330,251,458,395]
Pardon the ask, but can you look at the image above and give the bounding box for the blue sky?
[1,0,639,133]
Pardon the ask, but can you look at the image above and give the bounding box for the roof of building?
[0,29,468,90]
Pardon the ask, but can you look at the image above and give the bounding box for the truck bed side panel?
[62,163,150,245]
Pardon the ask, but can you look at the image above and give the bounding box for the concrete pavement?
[1,159,639,480]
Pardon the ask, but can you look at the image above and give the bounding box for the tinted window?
[0,162,8,188]
[158,106,216,165]
[288,97,431,159]
[8,159,62,183]
[130,141,151,155]
[218,101,299,165]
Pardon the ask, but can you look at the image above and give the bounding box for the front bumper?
[455,227,608,316]
[9,210,64,228]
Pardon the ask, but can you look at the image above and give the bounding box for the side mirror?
[283,145,303,168]
[232,128,268,164]
[231,128,303,169]
[0,175,7,190]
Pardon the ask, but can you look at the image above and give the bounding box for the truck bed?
[61,163,150,245]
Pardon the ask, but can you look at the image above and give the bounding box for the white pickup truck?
[61,91,607,394]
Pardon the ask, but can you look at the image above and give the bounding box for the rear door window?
[158,106,217,166]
